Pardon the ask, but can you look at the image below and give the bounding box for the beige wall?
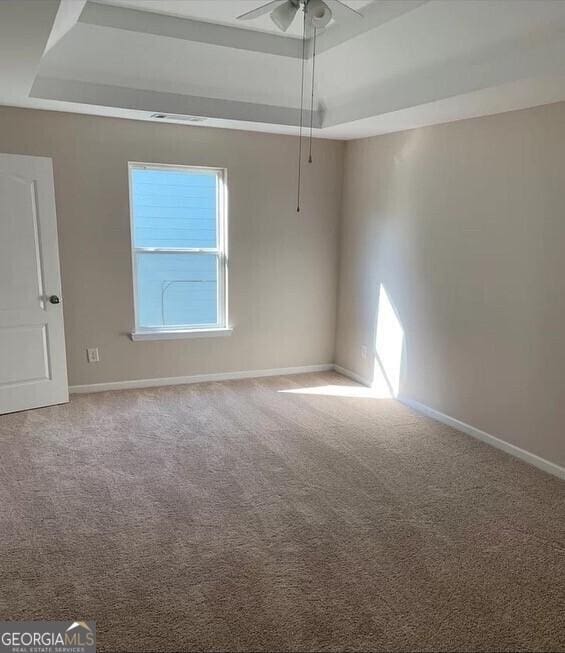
[336,102,565,467]
[4,102,564,466]
[0,107,343,386]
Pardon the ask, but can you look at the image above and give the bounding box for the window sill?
[130,327,233,341]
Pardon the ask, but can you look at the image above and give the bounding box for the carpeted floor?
[0,371,563,652]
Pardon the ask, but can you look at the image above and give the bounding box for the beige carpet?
[0,371,563,652]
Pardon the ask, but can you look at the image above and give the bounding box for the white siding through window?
[129,163,227,334]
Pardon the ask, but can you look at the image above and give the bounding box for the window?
[129,163,229,340]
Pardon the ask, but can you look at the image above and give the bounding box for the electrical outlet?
[87,348,100,363]
[361,345,368,360]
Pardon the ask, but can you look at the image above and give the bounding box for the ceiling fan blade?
[324,0,364,20]
[236,0,286,21]
[271,1,299,31]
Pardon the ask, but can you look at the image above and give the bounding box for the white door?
[0,153,68,414]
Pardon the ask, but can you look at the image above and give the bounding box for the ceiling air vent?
[150,113,207,123]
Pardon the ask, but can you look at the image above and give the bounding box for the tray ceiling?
[3,0,565,139]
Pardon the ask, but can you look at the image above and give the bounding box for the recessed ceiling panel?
[93,0,373,37]
[40,23,303,108]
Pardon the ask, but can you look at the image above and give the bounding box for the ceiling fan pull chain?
[297,4,307,212]
[308,26,317,164]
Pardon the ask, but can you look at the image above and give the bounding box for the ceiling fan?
[237,0,363,33]
[238,1,364,211]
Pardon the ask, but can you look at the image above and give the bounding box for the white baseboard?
[69,363,334,394]
[400,396,565,481]
[333,364,372,387]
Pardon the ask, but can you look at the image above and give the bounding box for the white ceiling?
[94,0,373,38]
[2,0,565,140]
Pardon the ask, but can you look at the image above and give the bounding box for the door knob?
[49,295,60,305]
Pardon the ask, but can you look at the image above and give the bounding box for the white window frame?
[128,162,230,341]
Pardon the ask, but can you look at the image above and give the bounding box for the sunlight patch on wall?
[374,284,404,397]
[371,363,393,398]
